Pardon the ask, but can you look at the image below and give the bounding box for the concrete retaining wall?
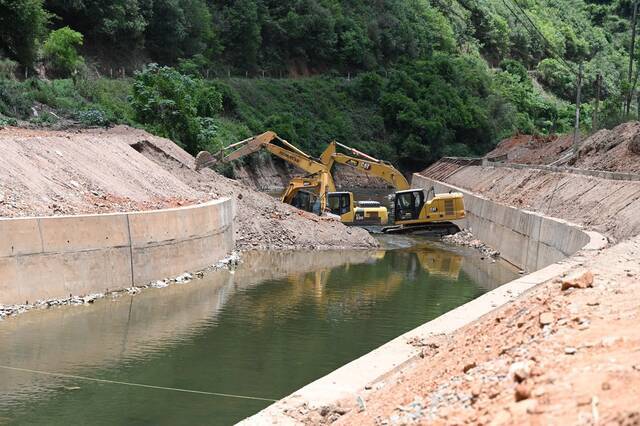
[412,174,591,272]
[0,199,234,305]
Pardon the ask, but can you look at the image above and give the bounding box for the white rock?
[150,280,169,289]
[175,273,193,284]
[509,361,532,382]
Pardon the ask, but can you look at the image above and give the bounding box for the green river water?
[0,236,517,425]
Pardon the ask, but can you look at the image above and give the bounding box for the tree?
[220,0,262,71]
[0,0,49,67]
[145,0,215,64]
[43,26,85,77]
[45,0,147,50]
[131,64,222,153]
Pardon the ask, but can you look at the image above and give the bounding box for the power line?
[501,0,585,154]
[511,0,579,74]
[501,0,579,77]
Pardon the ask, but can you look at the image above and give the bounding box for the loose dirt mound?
[576,121,640,173]
[0,126,376,251]
[486,133,573,165]
[486,121,640,173]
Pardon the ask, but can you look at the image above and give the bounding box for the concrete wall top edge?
[0,198,231,222]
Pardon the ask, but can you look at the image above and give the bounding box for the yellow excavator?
[195,131,465,233]
[194,131,386,224]
[320,141,465,235]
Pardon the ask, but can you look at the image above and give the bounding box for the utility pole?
[573,62,583,155]
[593,72,601,131]
[627,0,639,115]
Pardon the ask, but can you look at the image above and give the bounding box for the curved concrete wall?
[0,199,234,305]
[412,174,591,272]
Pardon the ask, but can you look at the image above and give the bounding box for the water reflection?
[0,238,518,425]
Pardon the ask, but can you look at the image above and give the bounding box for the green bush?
[78,108,110,126]
[0,58,18,79]
[75,78,134,123]
[131,64,223,154]
[0,116,18,128]
[536,59,576,100]
[0,79,34,118]
[43,26,85,78]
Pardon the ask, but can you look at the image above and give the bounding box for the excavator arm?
[194,131,336,213]
[321,141,410,190]
[195,131,330,179]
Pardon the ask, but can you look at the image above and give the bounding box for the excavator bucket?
[195,150,216,171]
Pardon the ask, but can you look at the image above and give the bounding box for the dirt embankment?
[443,165,640,242]
[575,121,640,173]
[486,121,640,174]
[486,133,574,165]
[0,126,376,251]
[231,156,294,191]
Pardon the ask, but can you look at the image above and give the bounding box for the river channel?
[0,235,518,425]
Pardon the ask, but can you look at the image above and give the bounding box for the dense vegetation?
[1,0,639,170]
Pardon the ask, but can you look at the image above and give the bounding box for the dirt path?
[0,126,376,251]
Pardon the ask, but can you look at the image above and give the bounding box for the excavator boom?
[195,131,330,180]
[194,131,336,213]
[320,141,410,190]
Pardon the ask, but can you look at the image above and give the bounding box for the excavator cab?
[327,192,353,217]
[290,190,319,214]
[394,190,425,221]
[385,187,465,234]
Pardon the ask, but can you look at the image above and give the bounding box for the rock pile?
[442,228,500,258]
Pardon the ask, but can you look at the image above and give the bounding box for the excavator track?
[381,221,460,236]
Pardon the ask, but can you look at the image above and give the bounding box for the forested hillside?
[1,0,639,170]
